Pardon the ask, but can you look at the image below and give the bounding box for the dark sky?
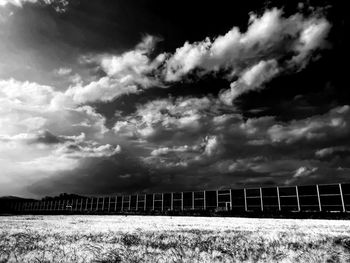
[0,0,348,197]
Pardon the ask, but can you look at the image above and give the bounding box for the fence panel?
[205,191,217,210]
[262,187,279,211]
[231,189,245,211]
[194,191,205,210]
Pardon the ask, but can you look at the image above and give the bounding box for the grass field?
[1,215,350,262]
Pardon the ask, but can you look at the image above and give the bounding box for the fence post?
[128,195,131,211]
[216,190,219,208]
[171,192,173,211]
[296,186,301,212]
[260,187,263,212]
[316,184,322,212]
[152,193,155,211]
[114,196,118,212]
[339,183,346,212]
[162,193,164,212]
[102,197,105,211]
[277,186,281,211]
[244,188,247,212]
[121,196,124,211]
[229,189,232,210]
[144,194,147,211]
[192,192,195,210]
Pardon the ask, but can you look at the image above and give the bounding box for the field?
[1,215,350,262]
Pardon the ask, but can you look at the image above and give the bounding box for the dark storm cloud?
[28,149,153,196]
[29,94,350,195]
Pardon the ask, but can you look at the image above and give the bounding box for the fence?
[1,183,350,214]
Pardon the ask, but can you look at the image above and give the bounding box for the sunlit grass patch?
[1,215,350,262]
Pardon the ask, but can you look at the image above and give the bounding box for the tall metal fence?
[1,183,350,214]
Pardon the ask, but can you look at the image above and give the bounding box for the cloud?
[0,77,124,196]
[315,146,350,158]
[290,17,331,68]
[108,96,350,188]
[164,8,330,80]
[0,0,36,7]
[0,79,109,138]
[151,145,192,156]
[54,67,72,76]
[21,90,350,196]
[203,136,219,156]
[8,81,346,196]
[0,5,340,197]
[220,59,279,105]
[267,105,349,144]
[54,8,330,106]
[67,35,165,104]
[0,0,69,12]
[112,96,217,143]
[163,8,330,104]
[66,76,139,104]
[293,166,318,178]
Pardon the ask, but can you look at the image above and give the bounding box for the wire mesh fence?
[1,183,350,214]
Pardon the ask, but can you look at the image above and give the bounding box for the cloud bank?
[0,5,342,197]
[56,8,331,106]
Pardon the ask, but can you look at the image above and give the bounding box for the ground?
[0,215,350,262]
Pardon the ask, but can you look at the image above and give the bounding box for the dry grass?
[0,215,350,262]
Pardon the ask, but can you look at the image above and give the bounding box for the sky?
[0,0,348,198]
